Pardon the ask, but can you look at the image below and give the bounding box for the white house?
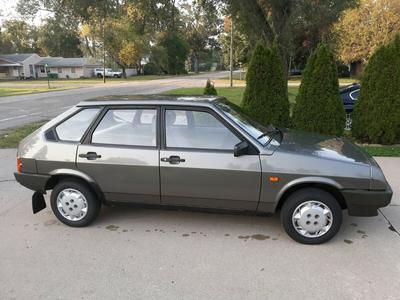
[0,53,42,79]
[35,57,102,79]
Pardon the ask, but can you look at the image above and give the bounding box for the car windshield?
[215,100,280,146]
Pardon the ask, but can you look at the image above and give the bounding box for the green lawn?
[360,145,400,157]
[0,122,45,148]
[0,87,67,97]
[0,74,194,85]
[164,86,299,107]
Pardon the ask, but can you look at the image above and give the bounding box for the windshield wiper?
[257,127,283,145]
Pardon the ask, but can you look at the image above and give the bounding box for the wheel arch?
[45,169,105,202]
[274,177,347,211]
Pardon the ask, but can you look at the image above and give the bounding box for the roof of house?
[0,53,36,63]
[35,57,63,66]
[36,57,101,67]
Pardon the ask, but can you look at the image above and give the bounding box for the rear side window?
[91,109,157,147]
[56,108,100,142]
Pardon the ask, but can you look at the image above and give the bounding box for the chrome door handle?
[161,156,185,164]
[79,152,101,160]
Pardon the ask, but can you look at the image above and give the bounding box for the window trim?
[161,105,249,153]
[82,105,160,149]
[45,107,103,143]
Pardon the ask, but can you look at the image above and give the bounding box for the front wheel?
[50,179,101,227]
[281,188,342,244]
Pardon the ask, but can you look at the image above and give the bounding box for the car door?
[159,107,261,211]
[76,106,160,204]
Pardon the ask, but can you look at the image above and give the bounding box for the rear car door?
[76,106,160,204]
[159,106,261,211]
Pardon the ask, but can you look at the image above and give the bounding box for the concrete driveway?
[0,71,229,130]
[0,149,399,299]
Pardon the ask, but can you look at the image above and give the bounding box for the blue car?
[340,83,360,113]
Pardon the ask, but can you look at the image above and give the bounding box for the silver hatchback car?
[14,95,392,244]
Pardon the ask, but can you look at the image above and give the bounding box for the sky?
[0,0,48,26]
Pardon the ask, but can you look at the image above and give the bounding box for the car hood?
[276,129,371,165]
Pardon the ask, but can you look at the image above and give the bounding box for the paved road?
[0,71,229,130]
[0,149,399,299]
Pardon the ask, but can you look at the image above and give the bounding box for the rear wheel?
[281,188,342,244]
[50,179,101,227]
[97,73,102,78]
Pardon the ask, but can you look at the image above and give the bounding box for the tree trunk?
[194,54,199,73]
[122,66,126,79]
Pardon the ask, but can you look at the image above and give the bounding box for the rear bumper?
[14,172,50,193]
[342,186,392,217]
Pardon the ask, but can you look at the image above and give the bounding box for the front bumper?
[14,172,50,193]
[342,186,392,216]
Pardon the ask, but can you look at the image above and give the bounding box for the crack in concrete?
[379,208,400,237]
[0,179,16,183]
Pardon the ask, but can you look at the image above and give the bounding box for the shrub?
[242,43,290,127]
[159,33,189,75]
[352,34,400,144]
[203,79,218,95]
[144,63,161,75]
[292,43,345,135]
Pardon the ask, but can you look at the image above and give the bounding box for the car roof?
[77,94,226,107]
[339,83,360,93]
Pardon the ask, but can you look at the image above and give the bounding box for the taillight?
[17,157,22,173]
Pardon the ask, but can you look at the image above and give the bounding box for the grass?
[0,87,68,97]
[360,145,400,157]
[0,122,45,148]
[0,74,195,85]
[164,86,299,107]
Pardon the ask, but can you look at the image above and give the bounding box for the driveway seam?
[378,208,400,237]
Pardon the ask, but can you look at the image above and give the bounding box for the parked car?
[340,83,360,130]
[14,95,392,244]
[340,83,360,113]
[94,68,122,78]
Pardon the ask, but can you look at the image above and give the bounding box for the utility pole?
[102,18,106,84]
[229,18,234,88]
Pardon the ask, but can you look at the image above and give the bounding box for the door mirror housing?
[234,141,249,157]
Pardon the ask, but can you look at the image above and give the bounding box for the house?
[0,53,42,79]
[35,57,102,79]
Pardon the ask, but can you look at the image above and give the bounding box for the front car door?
[76,106,160,204]
[159,106,261,211]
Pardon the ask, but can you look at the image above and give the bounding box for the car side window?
[92,109,157,147]
[55,108,100,142]
[165,109,240,150]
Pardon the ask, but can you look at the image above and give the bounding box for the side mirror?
[234,141,249,157]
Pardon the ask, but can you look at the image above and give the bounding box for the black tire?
[97,73,102,78]
[281,188,342,244]
[50,179,101,227]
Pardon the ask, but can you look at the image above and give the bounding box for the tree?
[219,16,251,69]
[203,79,218,95]
[181,0,221,73]
[292,43,345,135]
[242,43,290,127]
[1,20,38,53]
[352,34,400,144]
[37,18,82,57]
[226,0,356,76]
[333,0,400,65]
[159,33,189,74]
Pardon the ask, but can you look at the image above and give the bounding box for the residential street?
[0,148,399,299]
[0,71,229,130]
